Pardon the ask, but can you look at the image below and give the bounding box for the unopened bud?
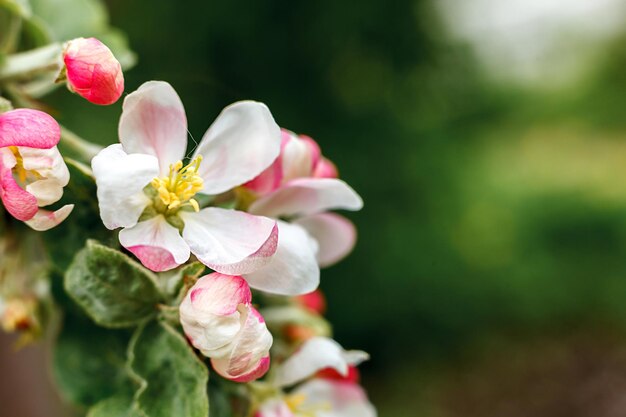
[63,37,124,105]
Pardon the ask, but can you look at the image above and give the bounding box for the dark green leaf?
[129,321,209,417]
[53,314,133,407]
[87,394,141,417]
[64,241,162,328]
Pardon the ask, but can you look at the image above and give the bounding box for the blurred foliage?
[34,0,626,415]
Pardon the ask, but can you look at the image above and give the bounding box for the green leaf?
[28,0,136,70]
[98,28,137,70]
[53,314,133,407]
[87,394,141,417]
[0,0,32,17]
[29,0,107,41]
[19,15,52,48]
[129,321,209,417]
[65,241,163,328]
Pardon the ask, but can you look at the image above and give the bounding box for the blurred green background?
[35,0,626,415]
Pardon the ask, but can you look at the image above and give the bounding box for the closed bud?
[180,273,273,382]
[63,37,124,105]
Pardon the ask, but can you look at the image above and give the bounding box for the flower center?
[8,146,39,185]
[285,393,331,417]
[150,156,204,212]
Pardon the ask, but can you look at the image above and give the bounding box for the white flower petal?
[275,337,369,388]
[294,379,377,417]
[18,145,69,206]
[119,215,190,272]
[180,207,278,275]
[18,145,69,185]
[294,213,357,268]
[193,101,281,194]
[249,178,363,218]
[243,221,319,296]
[91,144,159,230]
[119,81,187,173]
[24,205,74,231]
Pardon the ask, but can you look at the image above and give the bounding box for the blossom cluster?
[0,22,375,417]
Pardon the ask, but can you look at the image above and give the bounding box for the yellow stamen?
[284,392,332,417]
[285,394,307,410]
[151,156,204,212]
[8,146,28,183]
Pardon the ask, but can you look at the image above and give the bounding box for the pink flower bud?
[295,289,326,315]
[63,37,124,105]
[180,273,273,382]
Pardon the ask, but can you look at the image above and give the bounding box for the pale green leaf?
[64,241,163,328]
[0,0,31,17]
[129,321,209,417]
[87,394,141,417]
[53,315,132,407]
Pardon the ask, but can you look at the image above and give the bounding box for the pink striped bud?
[63,37,124,105]
[180,273,273,382]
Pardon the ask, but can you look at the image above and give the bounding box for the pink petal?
[119,215,190,272]
[63,37,124,105]
[313,157,339,179]
[24,204,74,231]
[179,208,278,275]
[243,221,319,296]
[280,130,318,182]
[210,305,272,382]
[275,337,369,388]
[0,148,38,221]
[0,109,60,149]
[244,155,283,196]
[188,273,251,316]
[298,134,321,173]
[180,274,252,357]
[193,101,281,195]
[248,178,363,218]
[294,213,357,267]
[119,81,187,173]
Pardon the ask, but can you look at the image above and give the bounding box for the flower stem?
[0,43,63,82]
[59,126,103,162]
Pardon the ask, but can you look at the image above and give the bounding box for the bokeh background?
[5,0,626,416]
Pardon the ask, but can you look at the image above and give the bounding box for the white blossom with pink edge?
[63,37,124,105]
[241,130,362,296]
[254,337,376,417]
[0,109,74,231]
[92,81,293,285]
[179,273,272,382]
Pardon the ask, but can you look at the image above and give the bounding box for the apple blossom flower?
[254,337,376,417]
[93,81,312,295]
[62,37,124,105]
[239,130,361,297]
[0,109,73,231]
[179,273,272,382]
